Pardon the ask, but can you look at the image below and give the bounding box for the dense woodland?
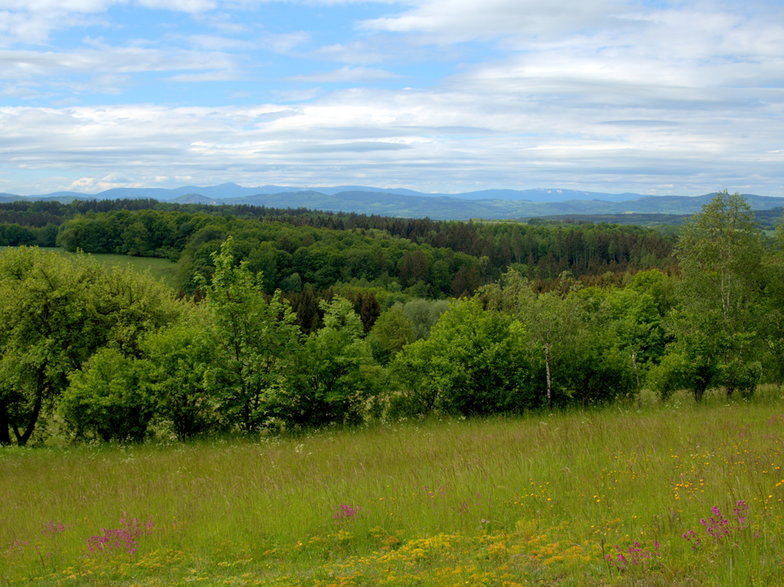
[0,192,780,445]
[1,199,674,287]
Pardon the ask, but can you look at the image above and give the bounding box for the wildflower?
[86,516,154,556]
[333,504,361,523]
[733,500,749,528]
[605,541,660,570]
[43,521,65,536]
[682,529,701,549]
[700,506,731,539]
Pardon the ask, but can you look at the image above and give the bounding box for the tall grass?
[2,388,784,584]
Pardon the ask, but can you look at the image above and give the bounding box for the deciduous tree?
[0,247,177,445]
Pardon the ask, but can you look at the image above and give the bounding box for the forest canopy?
[0,198,676,297]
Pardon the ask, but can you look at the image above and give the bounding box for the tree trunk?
[15,389,44,446]
[693,383,706,403]
[14,373,47,447]
[0,404,11,445]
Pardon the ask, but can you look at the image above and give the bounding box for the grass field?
[83,253,180,290]
[66,251,180,290]
[2,388,784,585]
[18,247,181,290]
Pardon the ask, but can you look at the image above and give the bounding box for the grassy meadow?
[43,248,180,290]
[81,252,179,290]
[2,389,784,585]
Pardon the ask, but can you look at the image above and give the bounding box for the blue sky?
[1,0,782,196]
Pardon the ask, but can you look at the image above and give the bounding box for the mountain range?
[2,184,783,221]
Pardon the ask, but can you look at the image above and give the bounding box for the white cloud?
[0,0,221,46]
[313,41,390,65]
[288,66,399,83]
[362,0,626,42]
[0,1,782,195]
[137,0,217,12]
[66,173,142,193]
[0,45,238,81]
[168,70,242,82]
[2,64,781,195]
[264,31,311,54]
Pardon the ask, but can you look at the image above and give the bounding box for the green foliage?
[663,192,767,400]
[481,269,640,407]
[3,192,784,442]
[203,238,301,433]
[60,349,154,442]
[0,247,177,445]
[400,298,449,339]
[391,298,536,416]
[47,202,674,298]
[367,305,416,365]
[139,310,222,440]
[284,297,375,427]
[677,191,764,325]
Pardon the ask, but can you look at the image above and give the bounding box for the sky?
[0,0,782,196]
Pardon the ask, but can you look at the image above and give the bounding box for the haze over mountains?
[2,184,782,221]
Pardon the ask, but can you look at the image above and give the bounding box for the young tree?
[285,297,375,427]
[677,191,763,326]
[483,270,581,406]
[483,269,637,407]
[663,192,765,400]
[60,348,154,442]
[140,308,222,440]
[203,238,301,432]
[391,298,535,416]
[367,305,417,365]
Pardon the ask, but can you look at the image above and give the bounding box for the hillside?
[3,185,783,221]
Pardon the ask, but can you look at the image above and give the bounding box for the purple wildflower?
[606,541,661,570]
[86,516,154,556]
[333,504,361,523]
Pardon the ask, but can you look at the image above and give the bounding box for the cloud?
[0,45,239,84]
[288,66,399,83]
[2,66,781,195]
[0,0,225,46]
[264,32,311,54]
[362,0,626,42]
[0,1,782,196]
[66,173,142,193]
[295,141,410,153]
[168,70,242,82]
[137,0,217,12]
[312,41,391,65]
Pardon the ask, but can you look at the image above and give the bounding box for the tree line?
[0,199,674,297]
[1,192,777,446]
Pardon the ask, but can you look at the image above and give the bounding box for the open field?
[2,389,784,585]
[1,246,180,289]
[81,253,179,290]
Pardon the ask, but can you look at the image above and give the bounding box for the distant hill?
[7,185,784,221]
[172,193,217,205]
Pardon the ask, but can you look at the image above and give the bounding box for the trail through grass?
[2,389,784,584]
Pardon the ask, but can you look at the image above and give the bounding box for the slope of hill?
[6,185,784,220]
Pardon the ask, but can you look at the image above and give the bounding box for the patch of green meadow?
[23,247,180,290]
[2,388,784,584]
[81,253,179,290]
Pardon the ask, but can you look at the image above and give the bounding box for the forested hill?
[0,199,674,297]
[2,185,783,220]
